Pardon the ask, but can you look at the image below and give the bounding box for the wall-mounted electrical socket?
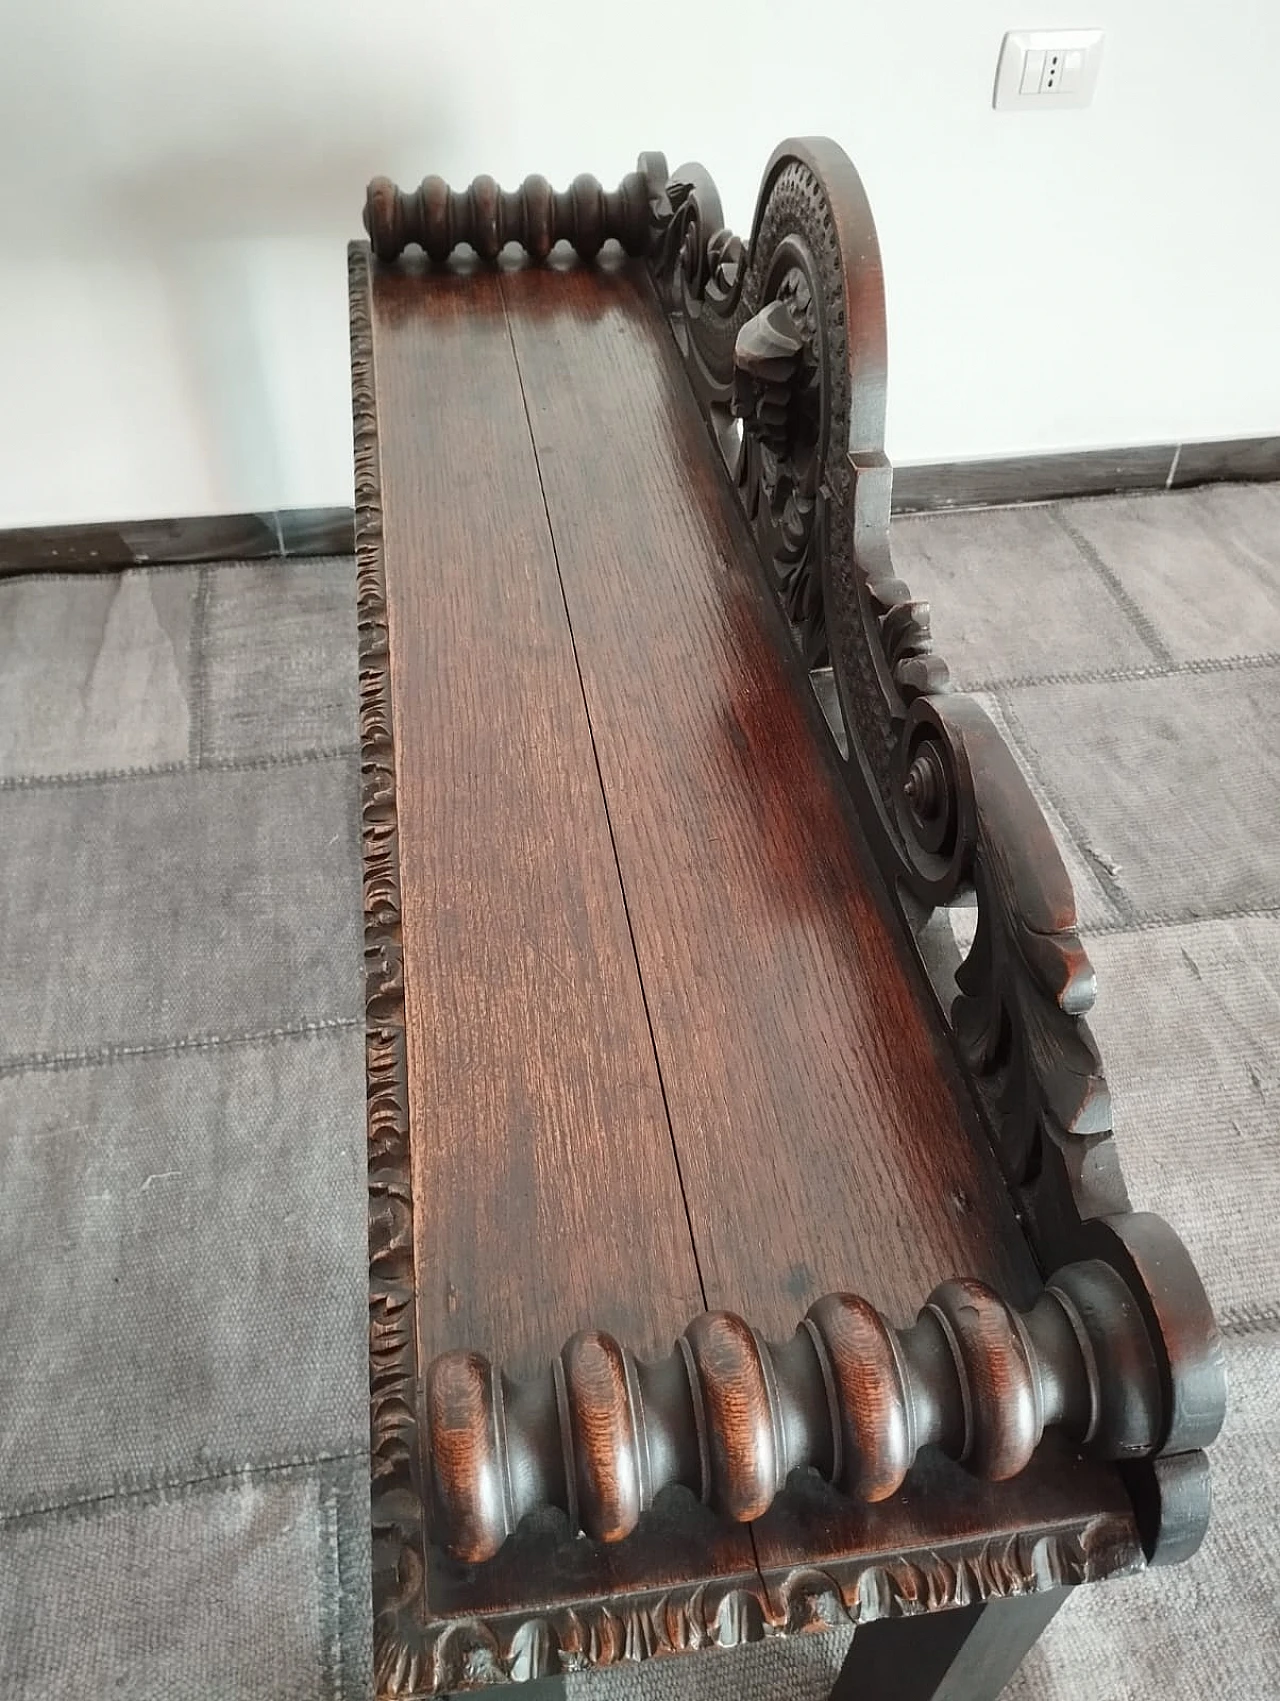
[993,30,1104,110]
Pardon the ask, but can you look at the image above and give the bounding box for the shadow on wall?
[0,2,457,513]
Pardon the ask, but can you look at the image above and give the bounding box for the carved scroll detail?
[650,137,1226,1563]
[648,155,845,667]
[350,244,424,1659]
[372,1517,1134,1695]
[364,167,664,263]
[650,140,1116,1228]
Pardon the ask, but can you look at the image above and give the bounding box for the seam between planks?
[496,267,711,1319]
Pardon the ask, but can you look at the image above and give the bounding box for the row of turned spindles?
[364,169,655,263]
[425,1261,1162,1563]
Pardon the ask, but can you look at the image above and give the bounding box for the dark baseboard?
[0,507,354,577]
[2,437,1276,573]
[1168,435,1280,489]
[891,434,1280,515]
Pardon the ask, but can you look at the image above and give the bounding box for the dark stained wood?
[426,1259,1169,1562]
[369,257,705,1373]
[354,245,1146,1695]
[752,1431,1137,1642]
[651,138,1223,1586]
[830,1589,1067,1701]
[492,254,1166,1638]
[502,258,1035,1333]
[365,162,664,263]
[360,253,766,1689]
[353,138,1219,1694]
[495,256,1151,1631]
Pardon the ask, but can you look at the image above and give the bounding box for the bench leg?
[830,1589,1067,1701]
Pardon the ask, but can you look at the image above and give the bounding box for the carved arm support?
[427,1219,1220,1565]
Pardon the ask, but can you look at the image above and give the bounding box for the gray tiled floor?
[1007,1329,1280,1701]
[2,758,362,1062]
[1059,483,1280,662]
[876,487,1280,1701]
[0,570,197,777]
[202,561,360,761]
[1085,917,1280,1329]
[966,691,1120,931]
[1,1471,342,1701]
[885,504,1162,685]
[997,666,1280,924]
[0,1031,368,1508]
[1,485,1278,1700]
[0,556,370,1701]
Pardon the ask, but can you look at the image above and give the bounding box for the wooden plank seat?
[348,138,1224,1699]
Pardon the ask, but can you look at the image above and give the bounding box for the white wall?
[2,0,1277,526]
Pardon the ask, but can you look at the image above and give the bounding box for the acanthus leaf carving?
[648,136,1224,1571]
[650,138,1146,1269]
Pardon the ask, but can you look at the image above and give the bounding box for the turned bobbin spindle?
[423,1259,1181,1564]
[363,168,657,264]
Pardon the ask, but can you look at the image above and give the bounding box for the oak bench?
[347,137,1224,1699]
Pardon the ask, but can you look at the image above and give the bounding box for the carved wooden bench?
[348,138,1224,1699]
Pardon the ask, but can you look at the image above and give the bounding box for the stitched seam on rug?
[1219,1307,1280,1339]
[960,651,1280,694]
[983,686,1123,931]
[318,1470,345,1701]
[0,743,359,792]
[1050,507,1179,669]
[0,554,354,585]
[0,1016,361,1077]
[1083,905,1280,937]
[0,1448,371,1527]
[994,688,1143,930]
[323,1456,372,1701]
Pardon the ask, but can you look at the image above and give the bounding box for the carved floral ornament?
[355,139,1225,1690]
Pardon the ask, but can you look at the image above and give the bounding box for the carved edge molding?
[768,1513,1140,1633]
[349,244,427,1671]
[373,1514,1134,1696]
[643,138,1226,1564]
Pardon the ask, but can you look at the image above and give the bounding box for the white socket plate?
[993,29,1104,110]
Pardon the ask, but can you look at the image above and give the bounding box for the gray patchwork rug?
[2,482,1277,1698]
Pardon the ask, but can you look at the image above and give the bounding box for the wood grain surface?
[368,259,706,1373]
[502,259,1035,1332]
[494,258,1142,1610]
[364,253,1140,1659]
